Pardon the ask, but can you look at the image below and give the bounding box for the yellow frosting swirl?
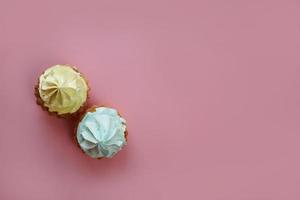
[38,65,88,115]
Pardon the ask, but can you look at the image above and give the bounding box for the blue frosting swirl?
[76,107,127,158]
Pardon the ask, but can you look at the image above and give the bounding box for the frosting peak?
[76,107,127,158]
[38,65,88,115]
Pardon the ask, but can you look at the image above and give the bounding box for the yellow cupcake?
[35,65,89,117]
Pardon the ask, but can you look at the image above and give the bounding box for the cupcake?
[76,106,128,159]
[35,64,89,117]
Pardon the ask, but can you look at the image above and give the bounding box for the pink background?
[1,0,300,199]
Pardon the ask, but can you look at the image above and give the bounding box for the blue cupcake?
[76,106,128,159]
